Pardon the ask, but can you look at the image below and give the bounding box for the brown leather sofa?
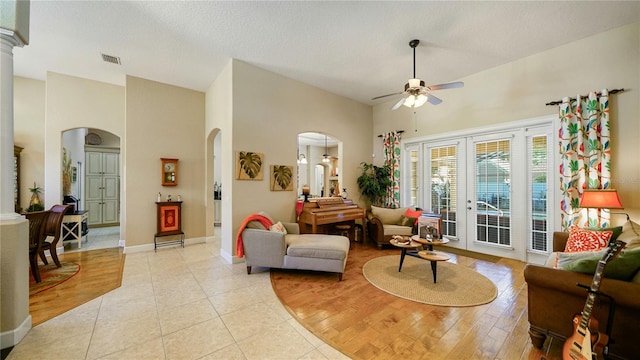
[524,232,640,360]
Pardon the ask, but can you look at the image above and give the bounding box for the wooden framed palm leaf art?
[236,151,264,180]
[270,165,294,191]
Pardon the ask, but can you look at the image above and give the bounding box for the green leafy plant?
[26,182,44,212]
[357,162,392,207]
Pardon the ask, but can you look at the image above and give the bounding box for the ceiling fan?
[372,39,464,110]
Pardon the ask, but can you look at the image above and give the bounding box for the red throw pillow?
[564,226,612,253]
[405,209,423,225]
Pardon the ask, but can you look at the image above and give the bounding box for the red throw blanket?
[236,214,274,258]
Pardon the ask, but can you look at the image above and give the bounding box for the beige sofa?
[366,206,418,249]
[241,221,350,281]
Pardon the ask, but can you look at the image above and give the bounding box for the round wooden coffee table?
[411,235,449,251]
[389,236,422,272]
[417,250,450,283]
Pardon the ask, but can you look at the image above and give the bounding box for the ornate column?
[0,0,31,349]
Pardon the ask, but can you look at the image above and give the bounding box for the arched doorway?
[297,132,342,199]
[60,128,121,253]
[205,129,221,241]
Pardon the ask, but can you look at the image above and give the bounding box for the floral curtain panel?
[559,89,611,230]
[383,131,402,208]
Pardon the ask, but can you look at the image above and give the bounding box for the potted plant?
[356,162,392,207]
[27,182,44,212]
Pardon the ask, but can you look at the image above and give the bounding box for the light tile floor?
[63,226,121,253]
[9,228,348,360]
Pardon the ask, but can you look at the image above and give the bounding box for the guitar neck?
[577,258,609,333]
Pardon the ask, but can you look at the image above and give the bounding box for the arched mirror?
[297,132,341,199]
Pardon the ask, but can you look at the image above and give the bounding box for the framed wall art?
[270,165,294,191]
[156,201,182,235]
[161,158,179,186]
[236,151,263,180]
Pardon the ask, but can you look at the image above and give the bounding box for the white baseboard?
[0,315,31,349]
[220,247,244,264]
[123,236,205,254]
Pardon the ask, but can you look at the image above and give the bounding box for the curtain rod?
[377,130,404,138]
[545,88,625,106]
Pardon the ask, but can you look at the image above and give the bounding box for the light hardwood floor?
[270,242,563,360]
[25,242,562,359]
[29,248,125,326]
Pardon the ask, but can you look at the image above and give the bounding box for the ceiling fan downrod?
[409,39,419,79]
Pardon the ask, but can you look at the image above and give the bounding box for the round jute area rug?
[362,255,497,307]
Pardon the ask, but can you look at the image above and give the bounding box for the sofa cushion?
[247,211,276,230]
[285,234,348,260]
[545,249,608,269]
[371,206,407,225]
[564,226,612,252]
[618,220,640,250]
[397,215,417,227]
[270,221,288,235]
[382,224,414,236]
[565,248,640,281]
[404,209,423,225]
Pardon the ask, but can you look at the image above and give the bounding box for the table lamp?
[579,189,624,226]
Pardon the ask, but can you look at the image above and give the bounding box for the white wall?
[61,128,86,199]
[373,22,640,211]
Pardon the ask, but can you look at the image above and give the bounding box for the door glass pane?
[530,135,548,251]
[475,139,511,246]
[430,146,457,237]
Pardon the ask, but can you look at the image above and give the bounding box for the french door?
[409,121,554,262]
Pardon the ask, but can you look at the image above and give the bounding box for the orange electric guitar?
[562,239,625,360]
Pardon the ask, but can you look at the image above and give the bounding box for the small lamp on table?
[579,189,624,227]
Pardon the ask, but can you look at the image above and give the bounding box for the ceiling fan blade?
[426,81,464,91]
[372,92,403,100]
[427,93,443,105]
[391,97,406,110]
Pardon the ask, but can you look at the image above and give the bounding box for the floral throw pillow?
[564,226,612,253]
[269,221,288,235]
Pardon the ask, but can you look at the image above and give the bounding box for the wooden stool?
[334,224,353,248]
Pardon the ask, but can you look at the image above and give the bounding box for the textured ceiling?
[13,1,640,106]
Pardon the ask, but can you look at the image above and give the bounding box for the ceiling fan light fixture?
[297,154,307,164]
[403,95,416,107]
[408,78,421,88]
[415,94,428,107]
[322,135,331,163]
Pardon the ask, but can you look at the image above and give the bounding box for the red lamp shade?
[579,189,623,209]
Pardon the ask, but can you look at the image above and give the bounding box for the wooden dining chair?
[25,210,50,283]
[39,204,72,268]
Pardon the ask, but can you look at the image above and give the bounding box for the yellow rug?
[29,261,80,296]
[362,255,497,307]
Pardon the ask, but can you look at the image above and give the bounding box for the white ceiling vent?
[101,53,121,65]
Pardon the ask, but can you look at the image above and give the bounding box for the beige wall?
[373,22,640,210]
[125,76,206,247]
[44,72,125,209]
[13,77,45,210]
[228,60,372,260]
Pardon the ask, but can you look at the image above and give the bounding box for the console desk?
[62,210,89,248]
